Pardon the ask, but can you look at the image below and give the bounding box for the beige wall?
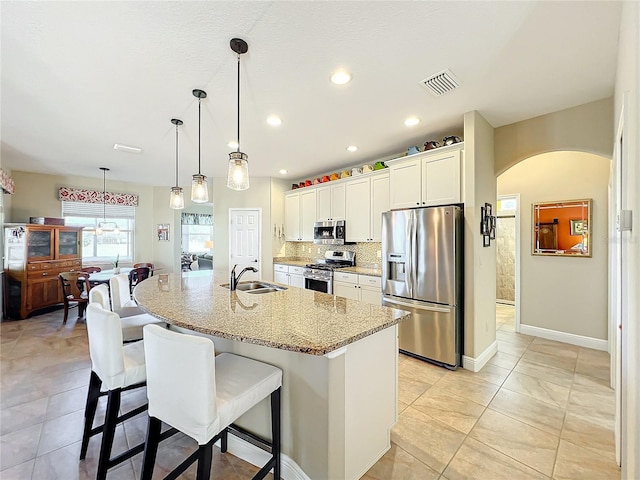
[494,97,614,175]
[7,170,154,266]
[498,151,610,339]
[614,2,640,476]
[463,111,497,360]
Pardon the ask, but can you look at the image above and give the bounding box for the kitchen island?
[134,271,406,480]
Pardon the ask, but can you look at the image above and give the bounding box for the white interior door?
[229,208,261,282]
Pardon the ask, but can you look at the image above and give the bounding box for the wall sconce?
[480,202,496,247]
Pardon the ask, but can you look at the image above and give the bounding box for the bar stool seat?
[141,324,283,480]
[89,283,164,342]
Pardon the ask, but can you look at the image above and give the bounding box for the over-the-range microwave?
[313,220,347,245]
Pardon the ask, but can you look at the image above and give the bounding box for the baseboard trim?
[462,340,498,372]
[520,324,608,351]
[216,435,310,480]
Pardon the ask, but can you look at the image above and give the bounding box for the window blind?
[62,201,136,219]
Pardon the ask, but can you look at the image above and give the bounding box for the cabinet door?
[27,278,60,310]
[330,184,346,221]
[274,271,289,285]
[56,228,81,259]
[370,174,390,242]
[316,186,331,221]
[345,178,371,242]
[334,282,359,300]
[389,159,422,209]
[360,287,382,306]
[284,193,300,241]
[300,190,317,241]
[289,273,305,289]
[422,150,461,206]
[26,227,54,261]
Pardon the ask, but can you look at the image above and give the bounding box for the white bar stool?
[109,273,138,310]
[141,324,283,480]
[89,283,165,342]
[81,303,157,480]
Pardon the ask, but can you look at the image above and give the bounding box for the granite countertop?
[273,258,382,277]
[134,272,406,356]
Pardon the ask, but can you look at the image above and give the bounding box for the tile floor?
[363,303,620,480]
[0,304,620,479]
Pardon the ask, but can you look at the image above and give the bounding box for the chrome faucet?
[229,264,258,291]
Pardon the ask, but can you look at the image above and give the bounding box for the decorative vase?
[114,267,121,274]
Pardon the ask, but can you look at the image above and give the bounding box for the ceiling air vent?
[420,69,461,96]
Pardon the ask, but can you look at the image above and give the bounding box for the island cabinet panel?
[4,224,83,319]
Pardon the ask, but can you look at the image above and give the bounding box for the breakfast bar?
[134,271,407,480]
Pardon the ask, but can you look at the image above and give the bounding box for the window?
[62,201,135,261]
[181,224,213,253]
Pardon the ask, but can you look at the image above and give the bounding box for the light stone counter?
[133,271,403,355]
[341,266,382,277]
[133,271,403,480]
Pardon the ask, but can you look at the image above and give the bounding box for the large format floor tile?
[412,386,485,434]
[362,443,440,480]
[502,371,571,408]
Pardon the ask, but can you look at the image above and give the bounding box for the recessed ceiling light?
[404,116,421,127]
[346,145,358,152]
[267,115,282,126]
[227,141,239,149]
[279,169,288,175]
[113,143,143,154]
[330,70,352,85]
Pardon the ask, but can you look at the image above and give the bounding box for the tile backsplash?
[282,242,382,267]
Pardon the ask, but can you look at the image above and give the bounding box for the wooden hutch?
[4,223,83,319]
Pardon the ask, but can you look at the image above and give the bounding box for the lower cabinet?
[333,272,382,306]
[274,264,305,288]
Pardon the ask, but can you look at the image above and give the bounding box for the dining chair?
[140,325,282,480]
[128,267,150,294]
[82,266,102,287]
[133,262,154,276]
[109,273,137,310]
[58,272,91,324]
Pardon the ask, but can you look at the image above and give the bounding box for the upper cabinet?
[284,190,317,241]
[388,144,463,210]
[316,183,346,221]
[345,172,389,242]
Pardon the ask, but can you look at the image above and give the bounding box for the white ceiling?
[1,1,621,187]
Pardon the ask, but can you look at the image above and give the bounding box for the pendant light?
[169,118,185,209]
[227,38,250,191]
[191,89,209,203]
[96,167,120,236]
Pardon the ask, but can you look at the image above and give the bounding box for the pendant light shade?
[169,118,185,210]
[191,89,209,203]
[227,38,250,191]
[96,167,120,236]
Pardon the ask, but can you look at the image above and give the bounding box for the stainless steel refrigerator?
[382,206,463,369]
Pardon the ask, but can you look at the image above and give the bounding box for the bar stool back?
[109,273,137,310]
[141,325,282,480]
[88,283,111,311]
[81,303,148,480]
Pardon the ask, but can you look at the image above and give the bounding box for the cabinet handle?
[42,272,48,276]
[416,202,420,205]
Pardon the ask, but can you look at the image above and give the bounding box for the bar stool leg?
[271,387,281,479]
[140,416,162,480]
[220,428,228,453]
[196,443,213,480]
[80,371,102,460]
[96,388,121,480]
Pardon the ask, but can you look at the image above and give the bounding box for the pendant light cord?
[198,97,202,174]
[175,123,179,186]
[102,169,106,222]
[237,54,241,152]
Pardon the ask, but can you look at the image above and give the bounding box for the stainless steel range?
[303,251,356,294]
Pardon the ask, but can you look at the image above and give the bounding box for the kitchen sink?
[220,281,287,293]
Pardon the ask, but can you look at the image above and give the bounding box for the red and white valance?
[1,169,15,194]
[58,187,138,207]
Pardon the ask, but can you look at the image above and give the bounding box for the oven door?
[304,276,332,294]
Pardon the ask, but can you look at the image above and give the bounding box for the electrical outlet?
[308,247,312,254]
[376,250,381,259]
[317,248,321,254]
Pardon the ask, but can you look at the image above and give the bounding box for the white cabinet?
[284,190,317,241]
[333,272,382,305]
[345,173,389,242]
[274,264,306,288]
[316,183,346,221]
[388,145,462,210]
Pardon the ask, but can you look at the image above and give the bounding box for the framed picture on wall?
[157,224,170,242]
[570,219,588,236]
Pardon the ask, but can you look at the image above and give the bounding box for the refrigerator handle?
[406,212,414,297]
[384,296,452,314]
[410,211,419,296]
